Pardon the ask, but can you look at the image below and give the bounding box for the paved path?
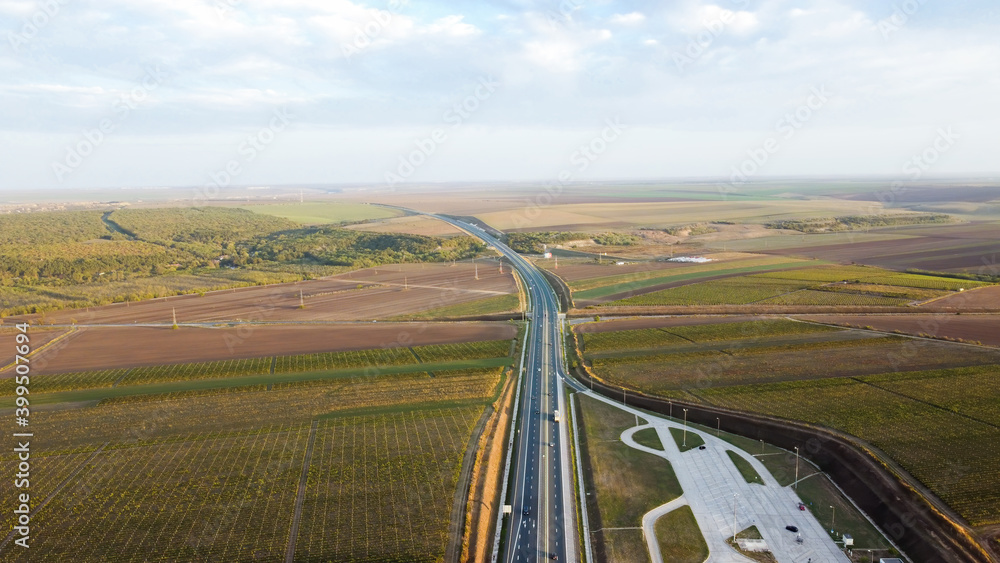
[586,391,851,563]
[642,496,689,563]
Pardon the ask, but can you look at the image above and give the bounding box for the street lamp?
[716,417,720,437]
[668,400,673,419]
[831,505,836,531]
[732,493,739,542]
[682,409,689,447]
[794,446,800,489]
[759,439,764,455]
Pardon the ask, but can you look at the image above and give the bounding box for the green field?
[571,257,812,300]
[0,349,504,561]
[604,265,988,307]
[2,339,514,399]
[392,293,520,319]
[240,202,402,225]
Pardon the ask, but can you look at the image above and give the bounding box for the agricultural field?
[580,319,842,354]
[699,375,1000,526]
[2,322,517,375]
[569,255,812,301]
[799,314,1000,346]
[725,221,1000,273]
[12,261,516,326]
[1,337,513,398]
[581,320,1000,393]
[604,265,991,307]
[293,408,482,562]
[0,347,505,561]
[392,293,520,320]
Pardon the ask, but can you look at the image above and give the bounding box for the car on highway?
[785,525,799,533]
[798,503,806,511]
[523,508,530,516]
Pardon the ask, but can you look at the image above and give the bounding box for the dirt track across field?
[7,262,516,326]
[3,322,517,375]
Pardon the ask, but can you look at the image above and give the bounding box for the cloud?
[610,12,646,26]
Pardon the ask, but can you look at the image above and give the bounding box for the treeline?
[503,232,579,253]
[232,228,486,268]
[592,232,639,246]
[0,207,490,313]
[766,214,952,233]
[906,269,1000,284]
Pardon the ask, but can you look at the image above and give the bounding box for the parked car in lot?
[798,503,806,511]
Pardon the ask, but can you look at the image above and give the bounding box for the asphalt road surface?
[426,213,574,563]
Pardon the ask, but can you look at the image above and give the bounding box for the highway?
[425,213,576,562]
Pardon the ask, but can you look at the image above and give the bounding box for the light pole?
[759,439,764,455]
[716,417,720,437]
[682,409,689,447]
[794,446,800,489]
[668,400,673,419]
[830,505,836,531]
[732,493,739,542]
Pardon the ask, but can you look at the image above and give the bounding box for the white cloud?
[424,15,480,37]
[610,12,646,26]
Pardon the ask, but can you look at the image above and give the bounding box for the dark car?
[785,525,799,533]
[523,508,530,516]
[698,445,706,450]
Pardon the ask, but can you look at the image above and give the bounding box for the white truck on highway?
[553,410,560,422]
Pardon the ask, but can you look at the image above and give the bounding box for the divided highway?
[424,213,576,562]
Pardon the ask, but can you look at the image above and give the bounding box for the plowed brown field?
[7,262,516,325]
[798,314,1000,346]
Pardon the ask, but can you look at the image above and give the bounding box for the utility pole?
[299,289,305,309]
[403,277,408,290]
[475,261,479,280]
[172,307,177,328]
[554,256,558,269]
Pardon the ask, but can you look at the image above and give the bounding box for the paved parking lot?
[584,391,851,563]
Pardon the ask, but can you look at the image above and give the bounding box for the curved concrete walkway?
[593,391,851,563]
[641,496,689,563]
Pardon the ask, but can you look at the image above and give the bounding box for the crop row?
[122,357,272,386]
[0,426,311,562]
[11,339,513,396]
[592,336,1000,395]
[0,369,128,396]
[859,365,1000,426]
[582,328,686,353]
[411,340,512,363]
[757,290,912,307]
[292,408,482,562]
[609,277,809,306]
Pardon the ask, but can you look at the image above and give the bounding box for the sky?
[1,0,999,191]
